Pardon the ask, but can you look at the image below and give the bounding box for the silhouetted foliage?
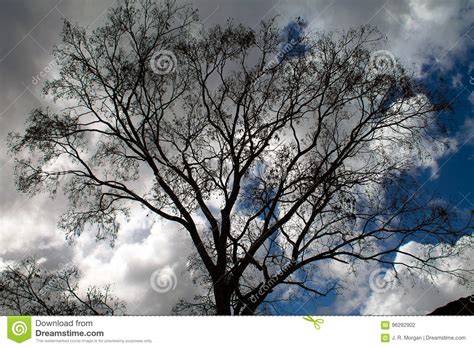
[0,258,125,315]
[8,0,473,314]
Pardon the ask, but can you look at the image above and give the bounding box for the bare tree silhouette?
[0,258,125,315]
[8,0,472,315]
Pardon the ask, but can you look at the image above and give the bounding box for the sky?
[0,0,473,316]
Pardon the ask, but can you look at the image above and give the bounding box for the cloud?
[72,209,200,315]
[311,235,473,315]
[459,117,474,145]
[361,236,473,315]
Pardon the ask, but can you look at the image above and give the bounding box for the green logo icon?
[381,333,390,343]
[7,316,32,343]
[381,321,390,330]
[302,316,324,330]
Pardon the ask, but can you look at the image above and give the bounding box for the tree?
[8,0,473,315]
[0,258,125,315]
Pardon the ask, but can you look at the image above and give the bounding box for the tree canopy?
[8,0,473,315]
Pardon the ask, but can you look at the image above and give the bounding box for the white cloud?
[0,194,67,257]
[274,0,472,74]
[73,210,200,315]
[361,236,473,315]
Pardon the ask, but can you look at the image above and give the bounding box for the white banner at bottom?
[0,316,471,347]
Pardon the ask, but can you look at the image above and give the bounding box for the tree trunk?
[214,283,231,315]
